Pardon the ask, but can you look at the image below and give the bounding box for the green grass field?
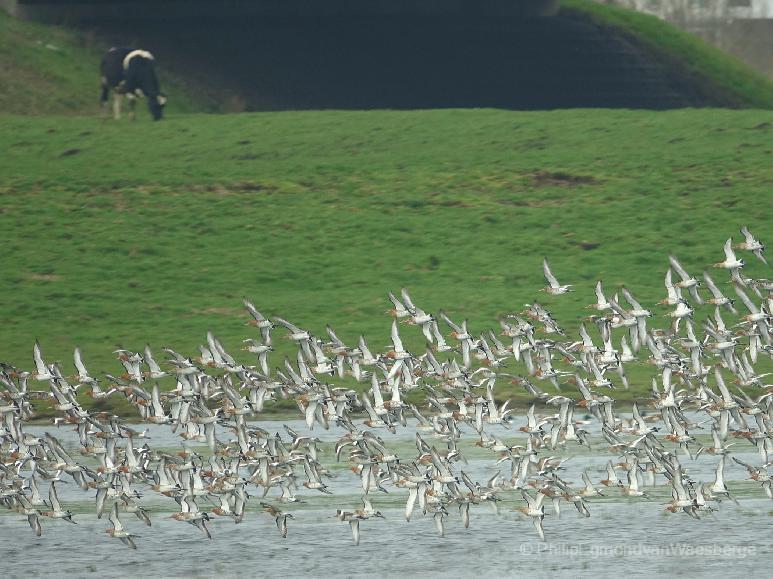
[1,1,772,415]
[1,108,771,415]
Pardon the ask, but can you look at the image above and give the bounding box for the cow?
[100,47,167,121]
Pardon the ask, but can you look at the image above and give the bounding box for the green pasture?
[1,108,771,415]
[1,0,772,416]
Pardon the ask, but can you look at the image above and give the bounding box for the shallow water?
[2,418,771,578]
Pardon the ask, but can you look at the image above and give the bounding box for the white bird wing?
[273,317,302,334]
[180,496,191,513]
[632,402,646,429]
[479,335,495,363]
[702,272,723,299]
[532,516,545,541]
[714,368,733,405]
[461,340,471,369]
[434,512,445,537]
[595,280,607,305]
[740,226,754,245]
[49,482,62,511]
[627,468,640,492]
[388,292,409,316]
[526,404,537,428]
[620,335,632,357]
[543,258,559,288]
[608,298,630,319]
[579,324,594,348]
[206,332,225,366]
[362,496,374,513]
[155,458,172,487]
[431,321,447,347]
[371,374,385,408]
[326,325,345,348]
[664,269,680,300]
[723,238,737,262]
[622,287,643,311]
[400,288,417,314]
[734,286,758,314]
[439,310,462,334]
[311,340,328,365]
[243,298,266,323]
[605,461,617,483]
[420,318,434,343]
[739,226,767,263]
[391,320,404,353]
[711,427,722,449]
[33,340,47,376]
[29,513,42,537]
[362,394,380,422]
[125,440,140,470]
[575,375,592,401]
[715,455,726,488]
[30,475,44,504]
[349,519,360,545]
[187,496,204,513]
[109,502,124,532]
[73,347,92,383]
[390,377,402,404]
[405,487,418,521]
[582,471,595,492]
[668,255,690,281]
[430,447,452,477]
[151,383,165,417]
[145,345,164,374]
[47,435,76,466]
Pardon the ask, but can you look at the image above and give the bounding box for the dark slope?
[90,9,745,111]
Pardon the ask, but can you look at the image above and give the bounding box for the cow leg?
[112,93,123,120]
[100,94,110,119]
[100,80,110,118]
[127,94,137,121]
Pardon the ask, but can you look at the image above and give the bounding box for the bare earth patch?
[532,170,599,187]
[191,307,244,317]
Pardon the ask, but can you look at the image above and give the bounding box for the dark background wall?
[2,0,561,20]
[90,10,716,111]
[1,0,728,110]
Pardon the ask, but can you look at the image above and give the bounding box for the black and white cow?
[100,47,167,121]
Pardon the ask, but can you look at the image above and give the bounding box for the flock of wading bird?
[1,227,771,548]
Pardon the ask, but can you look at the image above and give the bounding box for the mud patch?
[532,171,599,187]
[231,182,272,192]
[191,307,244,317]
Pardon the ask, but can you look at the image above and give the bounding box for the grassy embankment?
[0,9,212,115]
[563,0,773,109]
